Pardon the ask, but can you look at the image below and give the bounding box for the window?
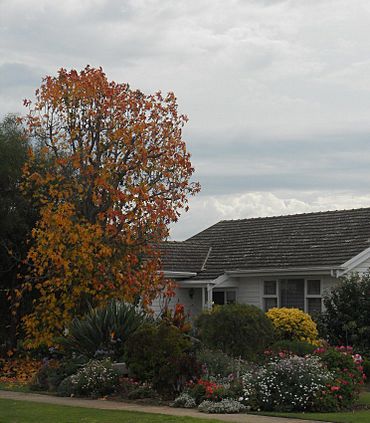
[212,289,237,305]
[264,297,277,310]
[306,279,322,314]
[226,290,236,304]
[264,280,277,295]
[307,279,320,295]
[307,298,322,314]
[263,280,278,311]
[263,278,322,314]
[280,279,305,310]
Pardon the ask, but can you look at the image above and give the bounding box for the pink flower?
[330,386,340,392]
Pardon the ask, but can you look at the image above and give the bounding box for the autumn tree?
[22,66,199,347]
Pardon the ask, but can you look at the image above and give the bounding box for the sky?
[2,0,370,239]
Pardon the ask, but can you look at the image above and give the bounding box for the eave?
[226,266,344,278]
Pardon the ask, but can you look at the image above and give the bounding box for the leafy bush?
[57,359,119,397]
[266,307,319,344]
[186,379,229,403]
[172,393,197,408]
[314,346,365,410]
[196,348,247,378]
[241,355,333,411]
[30,360,64,391]
[59,300,145,361]
[320,273,370,354]
[269,339,316,356]
[127,386,157,399]
[198,399,246,414]
[363,358,370,379]
[31,356,87,392]
[195,304,275,360]
[125,322,200,394]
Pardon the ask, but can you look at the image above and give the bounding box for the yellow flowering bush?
[266,308,319,345]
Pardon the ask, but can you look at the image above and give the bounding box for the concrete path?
[0,390,328,423]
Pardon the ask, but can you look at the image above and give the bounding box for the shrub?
[172,393,197,408]
[320,273,370,354]
[266,307,319,344]
[59,300,146,361]
[195,304,274,360]
[30,360,64,391]
[241,355,333,412]
[57,359,119,397]
[186,379,229,403]
[363,358,370,379]
[198,399,246,414]
[127,386,157,399]
[34,355,86,393]
[125,322,200,394]
[196,348,247,378]
[314,346,365,410]
[269,339,316,356]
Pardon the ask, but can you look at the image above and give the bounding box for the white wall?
[150,287,203,318]
[151,274,341,317]
[221,274,340,312]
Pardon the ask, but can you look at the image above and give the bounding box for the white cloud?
[2,0,370,240]
[170,191,370,240]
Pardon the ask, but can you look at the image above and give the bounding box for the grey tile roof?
[159,241,211,274]
[162,207,370,280]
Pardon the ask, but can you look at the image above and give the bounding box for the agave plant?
[59,300,146,361]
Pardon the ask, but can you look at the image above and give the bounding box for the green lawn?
[261,391,370,423]
[0,398,220,423]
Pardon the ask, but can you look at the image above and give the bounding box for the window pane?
[264,297,277,311]
[213,291,225,305]
[307,298,322,314]
[226,290,236,304]
[264,280,276,295]
[280,279,305,310]
[307,280,321,295]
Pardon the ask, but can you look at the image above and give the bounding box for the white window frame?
[305,279,322,314]
[262,280,279,311]
[262,278,322,313]
[212,288,237,305]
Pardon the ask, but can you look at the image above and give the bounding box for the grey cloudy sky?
[2,0,370,239]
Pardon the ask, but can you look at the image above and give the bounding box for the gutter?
[162,270,197,279]
[226,266,344,278]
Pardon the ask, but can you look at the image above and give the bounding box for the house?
[155,207,370,317]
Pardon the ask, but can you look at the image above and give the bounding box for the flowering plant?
[57,359,119,397]
[241,355,333,411]
[186,378,231,403]
[313,346,366,410]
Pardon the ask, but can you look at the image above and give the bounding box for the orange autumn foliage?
[0,358,42,385]
[21,66,199,347]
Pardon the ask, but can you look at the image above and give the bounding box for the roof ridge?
[217,206,370,224]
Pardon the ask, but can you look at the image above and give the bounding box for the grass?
[261,391,370,423]
[0,398,221,423]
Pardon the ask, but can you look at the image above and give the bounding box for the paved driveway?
[0,390,329,423]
